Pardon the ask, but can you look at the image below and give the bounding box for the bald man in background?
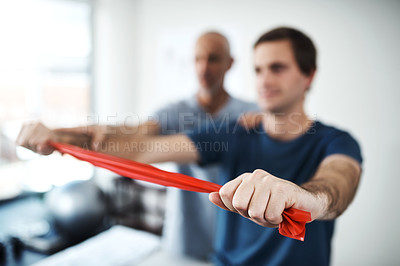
[152,32,258,260]
[149,31,257,260]
[17,31,258,261]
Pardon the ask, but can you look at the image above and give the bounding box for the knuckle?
[28,139,36,147]
[34,122,42,130]
[272,181,293,195]
[232,201,245,212]
[248,209,264,220]
[265,213,281,224]
[252,169,265,176]
[232,198,247,212]
[219,186,231,200]
[250,169,274,183]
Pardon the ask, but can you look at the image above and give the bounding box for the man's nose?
[198,60,210,74]
[259,70,275,88]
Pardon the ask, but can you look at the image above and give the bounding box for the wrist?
[51,130,63,143]
[311,191,329,220]
[53,131,91,148]
[298,185,329,220]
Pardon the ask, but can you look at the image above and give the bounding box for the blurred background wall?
[92,1,400,265]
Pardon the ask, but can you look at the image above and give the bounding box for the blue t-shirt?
[187,120,362,266]
[154,96,258,260]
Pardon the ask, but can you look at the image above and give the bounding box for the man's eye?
[208,55,220,63]
[254,67,261,74]
[271,64,286,73]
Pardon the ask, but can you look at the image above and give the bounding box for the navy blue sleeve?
[325,131,363,164]
[186,125,227,166]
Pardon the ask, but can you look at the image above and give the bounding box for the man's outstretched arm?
[300,154,361,220]
[16,122,200,165]
[102,132,200,164]
[209,154,361,227]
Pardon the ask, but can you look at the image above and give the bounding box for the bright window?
[0,0,93,195]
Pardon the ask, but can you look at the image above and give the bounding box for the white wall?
[93,0,400,265]
[92,0,140,124]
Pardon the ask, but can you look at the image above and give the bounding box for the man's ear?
[305,69,316,92]
[226,57,234,71]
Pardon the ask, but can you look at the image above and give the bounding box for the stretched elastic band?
[50,142,311,240]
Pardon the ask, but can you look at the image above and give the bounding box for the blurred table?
[1,196,213,266]
[0,193,49,265]
[138,250,213,266]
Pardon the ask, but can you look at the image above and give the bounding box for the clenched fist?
[209,169,324,227]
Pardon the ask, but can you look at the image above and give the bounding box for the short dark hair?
[254,27,317,76]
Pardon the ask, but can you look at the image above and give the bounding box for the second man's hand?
[16,122,93,155]
[16,122,56,155]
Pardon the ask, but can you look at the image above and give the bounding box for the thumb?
[209,192,230,211]
[37,142,55,155]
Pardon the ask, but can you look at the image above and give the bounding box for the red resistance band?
[50,142,311,241]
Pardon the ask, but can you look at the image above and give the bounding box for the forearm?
[98,133,199,164]
[104,120,160,137]
[301,154,361,220]
[17,121,162,157]
[209,154,361,228]
[53,131,92,148]
[52,121,160,150]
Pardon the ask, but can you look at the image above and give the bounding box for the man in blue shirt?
[186,27,362,265]
[18,27,362,265]
[130,27,361,265]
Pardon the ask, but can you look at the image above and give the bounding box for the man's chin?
[260,103,285,114]
[199,85,219,95]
